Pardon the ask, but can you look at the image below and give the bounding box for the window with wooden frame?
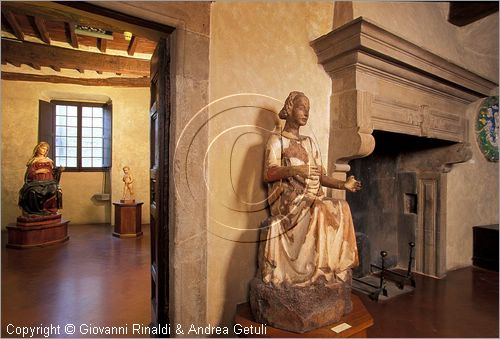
[39,100,112,171]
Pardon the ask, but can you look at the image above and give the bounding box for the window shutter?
[38,100,55,160]
[103,103,112,168]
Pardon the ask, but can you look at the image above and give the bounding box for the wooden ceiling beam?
[6,59,21,67]
[449,2,499,26]
[64,22,79,48]
[2,2,118,34]
[1,39,150,76]
[97,38,107,53]
[56,1,172,40]
[32,16,51,44]
[3,1,168,42]
[3,10,25,41]
[1,72,149,87]
[127,36,138,56]
[29,63,42,70]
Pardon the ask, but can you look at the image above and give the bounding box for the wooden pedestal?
[235,294,373,338]
[6,214,69,249]
[112,202,143,238]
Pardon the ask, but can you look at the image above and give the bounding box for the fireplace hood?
[310,17,498,169]
[311,17,498,278]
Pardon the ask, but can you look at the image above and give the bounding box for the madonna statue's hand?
[344,175,362,192]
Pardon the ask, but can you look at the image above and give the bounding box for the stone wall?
[348,2,499,271]
[351,2,499,84]
[446,97,499,270]
[149,0,498,329]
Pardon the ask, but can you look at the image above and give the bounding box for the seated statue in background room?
[249,91,362,333]
[121,166,135,202]
[19,141,63,216]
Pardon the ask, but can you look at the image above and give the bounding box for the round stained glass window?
[475,96,499,162]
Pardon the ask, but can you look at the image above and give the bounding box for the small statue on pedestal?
[121,166,135,203]
[113,166,143,238]
[19,141,63,216]
[249,92,362,333]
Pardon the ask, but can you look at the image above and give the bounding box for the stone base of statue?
[249,276,353,333]
[236,293,373,338]
[6,214,70,249]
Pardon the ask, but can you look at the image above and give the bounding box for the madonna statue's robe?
[260,132,358,286]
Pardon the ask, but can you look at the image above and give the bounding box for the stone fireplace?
[311,17,497,278]
[347,131,469,278]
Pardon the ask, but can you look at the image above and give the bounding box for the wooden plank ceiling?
[448,1,499,27]
[1,2,159,87]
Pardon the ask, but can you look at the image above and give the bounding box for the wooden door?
[150,36,170,327]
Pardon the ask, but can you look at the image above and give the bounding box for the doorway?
[1,1,173,327]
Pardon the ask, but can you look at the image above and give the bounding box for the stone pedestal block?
[236,294,374,338]
[6,214,69,249]
[249,277,352,333]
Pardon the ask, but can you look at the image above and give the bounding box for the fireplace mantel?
[311,17,498,278]
[310,17,498,167]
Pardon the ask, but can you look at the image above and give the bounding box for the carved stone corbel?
[330,89,375,170]
[310,17,496,276]
[310,17,497,175]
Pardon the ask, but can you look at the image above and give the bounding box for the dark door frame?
[58,0,174,327]
[149,37,171,327]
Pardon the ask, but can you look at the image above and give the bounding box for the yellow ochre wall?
[1,81,150,226]
[207,1,335,327]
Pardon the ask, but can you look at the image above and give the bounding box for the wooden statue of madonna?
[7,141,69,248]
[18,142,63,215]
[249,91,362,333]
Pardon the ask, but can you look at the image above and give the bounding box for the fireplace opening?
[347,130,457,278]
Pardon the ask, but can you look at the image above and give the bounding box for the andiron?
[352,242,416,301]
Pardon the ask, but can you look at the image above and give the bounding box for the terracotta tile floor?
[355,266,498,338]
[2,224,150,338]
[2,224,498,338]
